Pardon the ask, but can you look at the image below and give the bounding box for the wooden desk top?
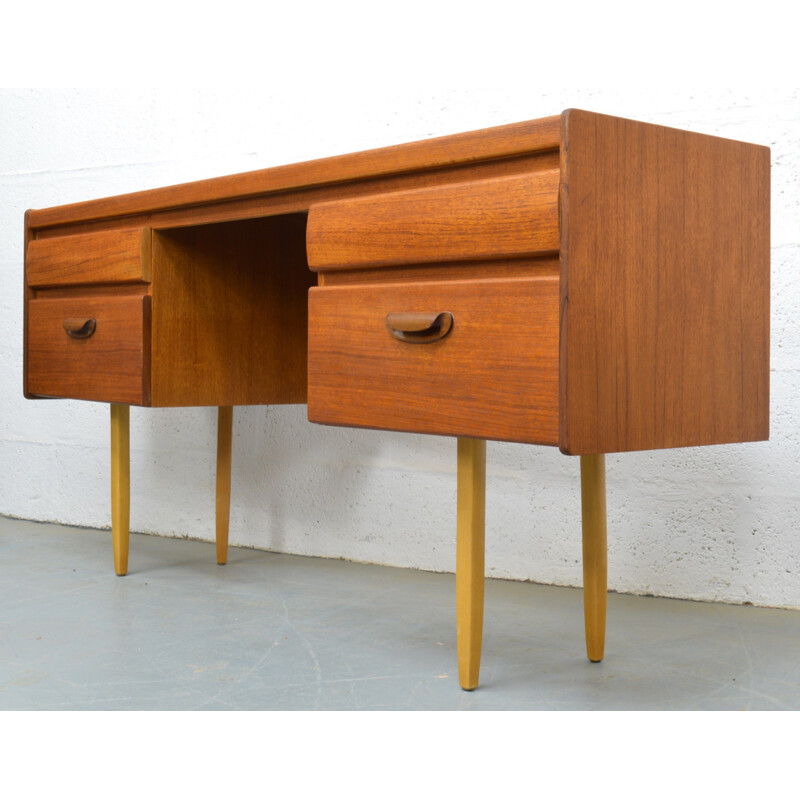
[26,115,561,230]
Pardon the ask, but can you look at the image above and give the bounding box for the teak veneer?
[23,110,770,691]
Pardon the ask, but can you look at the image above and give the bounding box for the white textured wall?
[2,88,798,609]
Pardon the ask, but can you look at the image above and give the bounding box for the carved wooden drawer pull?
[63,317,97,339]
[385,311,453,343]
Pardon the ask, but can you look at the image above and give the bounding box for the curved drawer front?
[308,277,559,445]
[26,228,152,288]
[307,170,560,271]
[27,295,150,405]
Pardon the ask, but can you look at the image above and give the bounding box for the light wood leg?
[110,403,130,577]
[456,437,486,691]
[580,453,607,662]
[216,406,233,565]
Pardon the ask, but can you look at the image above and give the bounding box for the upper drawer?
[26,227,152,288]
[306,170,560,271]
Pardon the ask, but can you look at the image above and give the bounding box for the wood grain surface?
[150,214,313,407]
[26,228,151,287]
[307,170,559,270]
[27,117,560,230]
[22,109,770,457]
[560,109,770,454]
[308,277,559,444]
[27,294,150,405]
[317,256,560,287]
[28,152,558,250]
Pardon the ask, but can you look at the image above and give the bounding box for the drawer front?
[308,277,559,444]
[27,295,150,405]
[306,170,560,271]
[26,228,152,288]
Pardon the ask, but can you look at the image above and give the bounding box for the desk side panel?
[560,109,770,455]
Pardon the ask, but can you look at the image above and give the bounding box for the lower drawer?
[27,295,151,405]
[308,277,559,444]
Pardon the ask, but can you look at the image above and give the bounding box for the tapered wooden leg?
[456,437,486,691]
[580,453,607,662]
[216,406,233,565]
[110,403,130,577]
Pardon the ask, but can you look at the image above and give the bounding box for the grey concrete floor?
[2,515,799,710]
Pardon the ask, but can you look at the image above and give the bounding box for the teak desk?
[23,110,770,691]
